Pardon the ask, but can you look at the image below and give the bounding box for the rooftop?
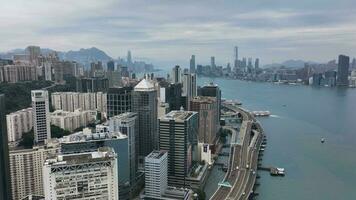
[60,129,127,144]
[146,150,167,159]
[160,110,197,122]
[191,96,217,103]
[134,78,155,91]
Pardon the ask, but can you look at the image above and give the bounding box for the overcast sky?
[1,0,356,67]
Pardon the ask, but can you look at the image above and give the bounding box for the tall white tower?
[31,90,50,144]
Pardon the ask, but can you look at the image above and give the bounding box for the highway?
[210,102,264,200]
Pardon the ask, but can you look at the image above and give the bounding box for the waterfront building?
[255,58,260,69]
[198,83,222,122]
[50,109,97,132]
[76,77,109,92]
[6,108,33,142]
[0,94,11,200]
[190,96,218,144]
[144,150,168,199]
[51,92,107,114]
[107,87,133,118]
[312,73,323,86]
[337,55,350,86]
[9,141,60,200]
[325,70,337,87]
[133,79,158,161]
[43,148,118,200]
[159,110,199,187]
[190,55,196,73]
[171,65,181,83]
[32,90,51,144]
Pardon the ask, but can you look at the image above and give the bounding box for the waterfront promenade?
[210,102,264,200]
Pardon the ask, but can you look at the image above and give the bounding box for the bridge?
[210,102,264,200]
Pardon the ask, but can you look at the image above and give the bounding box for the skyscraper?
[211,56,216,69]
[337,55,350,86]
[144,151,168,199]
[107,60,115,71]
[31,90,51,144]
[0,94,11,200]
[198,83,222,122]
[234,46,239,69]
[171,65,181,83]
[165,83,183,111]
[255,58,260,69]
[127,50,132,65]
[190,55,196,73]
[76,77,109,92]
[133,79,158,161]
[158,110,198,187]
[107,87,133,118]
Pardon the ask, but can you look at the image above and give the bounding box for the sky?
[1,0,356,67]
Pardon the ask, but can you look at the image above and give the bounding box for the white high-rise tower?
[31,90,50,144]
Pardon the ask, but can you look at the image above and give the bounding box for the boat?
[321,138,325,143]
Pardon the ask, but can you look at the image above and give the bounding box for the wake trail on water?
[270,114,282,118]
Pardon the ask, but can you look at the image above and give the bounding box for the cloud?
[1,0,356,67]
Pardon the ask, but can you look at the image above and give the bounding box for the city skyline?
[1,0,356,67]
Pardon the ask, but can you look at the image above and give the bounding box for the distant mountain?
[264,59,318,69]
[0,47,112,67]
[61,47,112,65]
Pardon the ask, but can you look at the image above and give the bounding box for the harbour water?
[199,77,356,200]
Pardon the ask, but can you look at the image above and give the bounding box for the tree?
[50,125,71,138]
[19,129,34,149]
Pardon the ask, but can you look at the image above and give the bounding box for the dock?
[258,166,285,176]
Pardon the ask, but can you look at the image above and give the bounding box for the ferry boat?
[321,138,325,143]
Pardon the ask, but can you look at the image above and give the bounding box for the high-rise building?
[144,150,168,199]
[107,87,133,118]
[108,112,138,184]
[6,108,33,142]
[25,46,41,64]
[165,83,183,111]
[159,110,198,187]
[127,51,132,65]
[133,79,158,161]
[107,60,115,71]
[198,83,221,122]
[9,141,59,200]
[234,46,239,69]
[325,70,337,87]
[171,65,181,83]
[190,96,218,144]
[50,109,97,132]
[190,55,196,73]
[211,56,216,69]
[31,90,51,144]
[0,94,11,200]
[43,148,118,200]
[107,70,122,88]
[76,77,109,92]
[255,58,260,69]
[60,130,131,199]
[337,55,350,86]
[182,73,197,109]
[0,64,37,83]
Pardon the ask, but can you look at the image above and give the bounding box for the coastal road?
[210,102,263,200]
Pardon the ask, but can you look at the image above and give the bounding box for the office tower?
[32,90,51,144]
[44,62,52,81]
[198,83,222,122]
[242,57,247,69]
[234,46,239,69]
[337,55,350,86]
[165,83,183,111]
[76,77,109,92]
[182,73,197,109]
[145,151,168,199]
[133,79,158,161]
[171,65,181,83]
[120,65,130,77]
[107,87,133,118]
[127,50,132,65]
[6,108,33,142]
[248,57,253,69]
[211,56,216,69]
[255,58,260,69]
[60,130,131,199]
[109,112,138,183]
[352,58,356,69]
[107,60,115,71]
[190,55,196,73]
[9,141,59,200]
[190,96,218,144]
[312,73,323,86]
[191,73,197,97]
[50,109,97,132]
[43,148,118,200]
[0,94,11,200]
[159,110,198,187]
[107,70,122,88]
